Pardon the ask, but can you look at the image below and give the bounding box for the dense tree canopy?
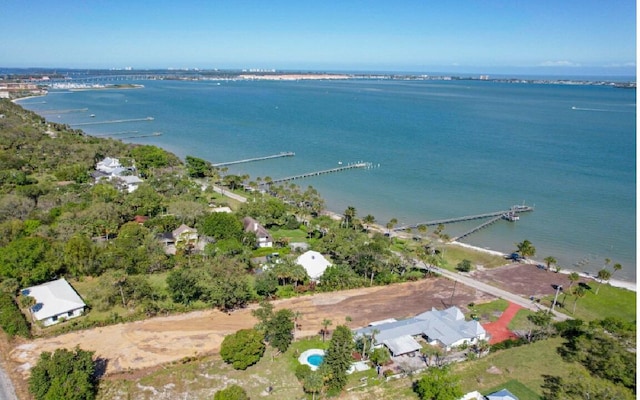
[28,347,97,400]
[413,366,463,400]
[220,328,266,370]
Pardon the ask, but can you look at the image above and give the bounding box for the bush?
[29,347,97,400]
[214,384,249,400]
[295,364,312,382]
[0,292,30,338]
[220,328,265,370]
[490,337,527,352]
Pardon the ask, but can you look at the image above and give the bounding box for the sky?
[2,0,636,75]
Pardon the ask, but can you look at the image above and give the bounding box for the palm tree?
[516,239,536,258]
[321,319,332,342]
[572,285,586,313]
[303,372,323,400]
[362,214,376,232]
[595,268,612,295]
[611,263,622,279]
[343,206,357,229]
[543,256,557,272]
[417,224,428,238]
[386,218,398,234]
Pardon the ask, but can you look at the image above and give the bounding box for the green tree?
[343,206,357,229]
[413,366,463,400]
[369,346,391,367]
[456,259,472,272]
[321,318,332,342]
[220,328,265,370]
[303,371,324,400]
[516,239,536,258]
[323,325,353,393]
[213,385,249,400]
[266,308,295,353]
[185,155,211,178]
[166,267,204,304]
[595,268,611,294]
[28,347,97,400]
[571,285,586,314]
[543,256,556,271]
[362,214,375,232]
[200,212,243,240]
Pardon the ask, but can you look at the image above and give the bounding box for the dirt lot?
[471,263,587,299]
[4,262,583,398]
[6,276,495,380]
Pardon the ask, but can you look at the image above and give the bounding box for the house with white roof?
[93,157,143,193]
[21,278,86,327]
[243,217,273,248]
[296,250,331,281]
[354,306,487,355]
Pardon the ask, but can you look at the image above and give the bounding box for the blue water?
[18,79,636,282]
[307,354,324,367]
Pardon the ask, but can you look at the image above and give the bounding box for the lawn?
[441,245,509,271]
[543,283,636,322]
[467,299,510,322]
[453,337,582,396]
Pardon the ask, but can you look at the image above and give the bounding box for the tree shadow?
[94,357,109,379]
[578,282,592,290]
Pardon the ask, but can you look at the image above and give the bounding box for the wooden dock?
[212,152,295,167]
[270,162,372,184]
[450,215,503,242]
[395,205,534,231]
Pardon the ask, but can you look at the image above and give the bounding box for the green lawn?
[468,299,510,322]
[453,337,582,396]
[441,245,509,270]
[544,283,636,322]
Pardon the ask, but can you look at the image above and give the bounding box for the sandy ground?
[7,277,494,380]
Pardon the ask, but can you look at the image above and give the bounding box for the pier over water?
[213,152,294,167]
[270,162,373,184]
[395,205,534,231]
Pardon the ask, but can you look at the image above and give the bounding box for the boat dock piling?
[212,152,295,167]
[270,162,372,184]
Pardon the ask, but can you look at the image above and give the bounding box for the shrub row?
[0,292,31,338]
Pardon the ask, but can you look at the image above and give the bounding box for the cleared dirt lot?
[8,277,495,378]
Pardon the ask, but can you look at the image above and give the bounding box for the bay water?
[18,78,637,282]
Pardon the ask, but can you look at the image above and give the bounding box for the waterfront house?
[243,217,273,248]
[296,250,331,281]
[354,306,487,355]
[22,278,86,327]
[93,157,143,192]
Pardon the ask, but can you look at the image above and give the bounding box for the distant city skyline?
[2,0,636,76]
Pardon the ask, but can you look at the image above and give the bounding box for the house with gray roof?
[354,306,487,355]
[21,278,86,327]
[486,389,518,400]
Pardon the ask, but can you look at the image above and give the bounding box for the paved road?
[427,265,569,321]
[0,362,18,400]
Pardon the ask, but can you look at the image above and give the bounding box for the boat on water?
[90,114,96,118]
[503,212,520,222]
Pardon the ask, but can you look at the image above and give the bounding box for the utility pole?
[550,284,562,313]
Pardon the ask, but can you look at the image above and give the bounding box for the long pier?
[40,108,89,114]
[120,132,162,139]
[92,130,139,137]
[395,205,534,231]
[270,162,372,184]
[71,117,154,126]
[212,152,295,167]
[450,215,503,242]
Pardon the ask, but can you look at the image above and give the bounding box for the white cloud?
[538,60,581,67]
[603,62,636,67]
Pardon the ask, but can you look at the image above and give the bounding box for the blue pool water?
[307,354,324,367]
